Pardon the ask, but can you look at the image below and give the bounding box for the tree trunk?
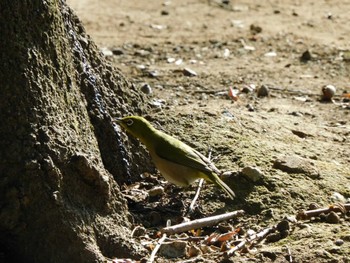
[0,0,147,262]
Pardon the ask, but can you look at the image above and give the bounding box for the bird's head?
[115,116,155,143]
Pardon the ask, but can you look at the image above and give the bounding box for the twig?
[296,203,350,220]
[147,233,167,263]
[226,227,273,256]
[186,148,213,216]
[161,210,245,234]
[148,220,172,263]
[165,236,206,242]
[283,245,293,263]
[187,178,205,215]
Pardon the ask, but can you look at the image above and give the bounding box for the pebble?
[183,67,197,77]
[148,186,164,197]
[280,230,289,239]
[175,59,183,65]
[223,48,230,58]
[322,85,336,101]
[331,192,346,203]
[334,239,344,246]
[100,47,113,57]
[149,99,166,109]
[273,155,320,179]
[266,232,281,243]
[134,49,150,57]
[241,166,264,182]
[159,240,187,258]
[241,84,256,93]
[250,24,263,34]
[257,84,270,97]
[276,220,290,232]
[147,70,159,78]
[300,50,312,62]
[264,51,277,57]
[111,48,124,55]
[188,244,202,257]
[246,103,255,111]
[326,211,340,224]
[308,203,319,210]
[140,83,152,95]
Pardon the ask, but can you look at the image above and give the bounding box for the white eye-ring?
[126,119,134,126]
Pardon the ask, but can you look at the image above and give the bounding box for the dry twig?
[226,227,273,256]
[187,178,205,215]
[296,203,350,220]
[186,149,214,216]
[161,210,245,235]
[147,233,167,263]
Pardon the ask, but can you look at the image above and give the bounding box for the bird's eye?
[126,119,134,126]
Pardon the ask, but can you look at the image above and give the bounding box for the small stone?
[161,10,169,15]
[334,239,344,246]
[241,166,264,182]
[276,220,290,232]
[223,48,230,58]
[183,67,197,77]
[273,155,320,179]
[300,50,312,62]
[326,211,340,224]
[241,84,256,93]
[250,24,262,34]
[147,70,160,78]
[264,51,277,57]
[266,232,281,243]
[322,85,336,101]
[308,203,320,210]
[218,223,233,232]
[280,230,289,239]
[257,84,269,97]
[246,103,255,111]
[148,186,164,197]
[111,48,124,55]
[167,57,176,63]
[175,59,183,65]
[331,192,346,203]
[159,241,187,258]
[134,49,150,57]
[100,47,113,57]
[140,83,152,95]
[188,244,202,257]
[299,223,311,229]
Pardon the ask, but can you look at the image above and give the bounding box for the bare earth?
[68,0,350,262]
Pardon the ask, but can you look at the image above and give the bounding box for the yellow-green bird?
[116,116,235,199]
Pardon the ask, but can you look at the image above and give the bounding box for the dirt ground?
[68,0,350,262]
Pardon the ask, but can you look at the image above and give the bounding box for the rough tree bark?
[0,0,148,262]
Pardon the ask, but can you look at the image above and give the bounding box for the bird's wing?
[154,133,220,175]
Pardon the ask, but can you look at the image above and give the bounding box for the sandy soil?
[68,0,350,262]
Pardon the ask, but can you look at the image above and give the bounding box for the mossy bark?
[0,0,147,262]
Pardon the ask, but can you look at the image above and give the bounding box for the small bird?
[116,116,235,199]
